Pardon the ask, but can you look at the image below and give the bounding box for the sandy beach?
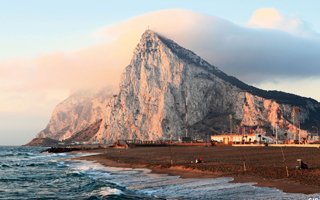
[74,146,320,194]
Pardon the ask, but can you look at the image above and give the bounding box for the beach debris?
[296,159,308,170]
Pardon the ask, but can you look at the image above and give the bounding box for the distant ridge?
[26,137,59,146]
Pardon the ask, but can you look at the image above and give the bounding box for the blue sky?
[1,1,320,145]
[1,0,320,60]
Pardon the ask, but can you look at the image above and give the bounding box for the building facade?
[211,134,273,144]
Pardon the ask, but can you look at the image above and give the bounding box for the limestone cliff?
[36,88,113,142]
[30,30,320,145]
[101,30,320,141]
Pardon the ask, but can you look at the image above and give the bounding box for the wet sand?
[74,146,320,194]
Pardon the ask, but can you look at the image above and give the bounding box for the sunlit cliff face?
[33,30,317,144]
[3,9,320,114]
[2,8,320,144]
[1,9,320,117]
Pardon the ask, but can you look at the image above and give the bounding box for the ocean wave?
[70,160,111,175]
[97,187,123,197]
[51,153,68,157]
[1,152,36,157]
[0,163,11,168]
[73,152,102,157]
[57,161,69,168]
[26,163,46,167]
[1,146,317,200]
[67,170,84,177]
[16,152,35,156]
[1,153,15,157]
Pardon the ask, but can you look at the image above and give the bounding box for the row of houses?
[211,133,273,144]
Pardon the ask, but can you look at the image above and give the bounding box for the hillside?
[28,30,320,145]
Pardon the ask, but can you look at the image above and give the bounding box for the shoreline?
[71,146,320,194]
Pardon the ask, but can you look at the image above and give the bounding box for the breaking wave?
[1,146,319,199]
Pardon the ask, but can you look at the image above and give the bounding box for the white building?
[211,134,273,144]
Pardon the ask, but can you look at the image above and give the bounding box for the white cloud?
[1,8,320,144]
[1,8,320,110]
[2,8,320,114]
[247,8,317,37]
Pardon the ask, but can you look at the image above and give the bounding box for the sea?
[0,146,319,200]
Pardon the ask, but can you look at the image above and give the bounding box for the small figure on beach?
[296,159,308,170]
[195,157,203,164]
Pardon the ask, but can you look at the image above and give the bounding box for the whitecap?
[67,158,320,199]
[98,187,122,196]
[57,161,68,168]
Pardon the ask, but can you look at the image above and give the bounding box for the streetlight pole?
[229,114,232,134]
[312,126,319,142]
[185,89,188,138]
[169,132,173,165]
[120,103,125,142]
[275,125,278,144]
[298,122,301,144]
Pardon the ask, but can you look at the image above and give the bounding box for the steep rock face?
[101,30,320,141]
[102,31,244,141]
[32,30,320,144]
[63,119,103,143]
[37,88,113,141]
[240,92,309,138]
